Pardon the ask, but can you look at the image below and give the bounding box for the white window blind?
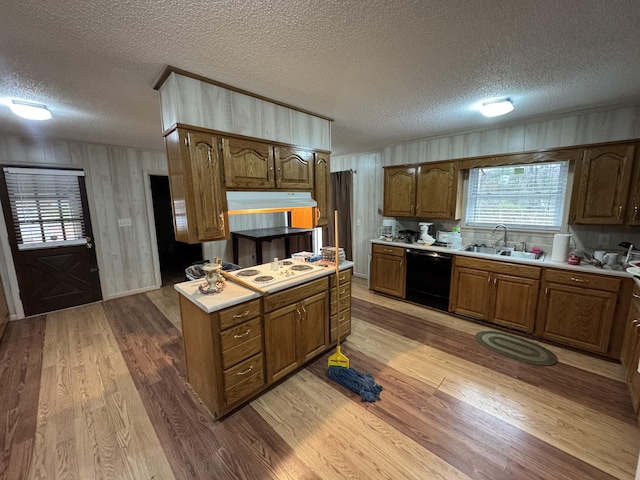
[466,161,569,230]
[3,167,87,250]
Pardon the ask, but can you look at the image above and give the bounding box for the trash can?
[185,260,241,281]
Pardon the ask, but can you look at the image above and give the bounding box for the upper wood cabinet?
[383,166,417,217]
[415,162,462,219]
[222,139,314,191]
[274,146,314,190]
[383,162,460,219]
[222,137,275,189]
[570,144,635,225]
[627,154,640,226]
[165,128,229,243]
[313,152,331,227]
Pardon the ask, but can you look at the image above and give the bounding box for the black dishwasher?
[405,249,452,311]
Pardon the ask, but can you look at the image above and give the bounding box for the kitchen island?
[176,259,354,419]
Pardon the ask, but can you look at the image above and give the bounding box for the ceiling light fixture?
[9,100,52,120]
[480,98,514,117]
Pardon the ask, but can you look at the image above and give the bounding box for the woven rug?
[475,331,557,366]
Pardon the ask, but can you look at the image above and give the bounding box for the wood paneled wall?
[0,134,169,318]
[159,72,331,151]
[333,105,640,278]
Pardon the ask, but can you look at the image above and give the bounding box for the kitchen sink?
[498,250,545,260]
[461,245,500,254]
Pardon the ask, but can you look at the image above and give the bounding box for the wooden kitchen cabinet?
[330,268,352,343]
[274,146,314,190]
[627,154,640,226]
[264,277,328,383]
[370,243,406,298]
[383,166,416,217]
[165,128,229,243]
[415,161,462,219]
[450,256,540,333]
[621,283,640,412]
[535,269,620,354]
[179,297,264,419]
[313,152,331,227]
[222,137,275,189]
[570,143,635,225]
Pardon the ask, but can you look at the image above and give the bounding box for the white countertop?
[175,260,355,313]
[174,278,261,313]
[371,238,635,279]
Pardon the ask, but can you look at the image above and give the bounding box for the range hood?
[226,191,317,214]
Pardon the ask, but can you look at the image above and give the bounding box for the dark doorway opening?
[150,175,203,285]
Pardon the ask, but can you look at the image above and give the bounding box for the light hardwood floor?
[1,277,638,479]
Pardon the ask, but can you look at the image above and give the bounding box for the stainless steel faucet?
[492,224,508,247]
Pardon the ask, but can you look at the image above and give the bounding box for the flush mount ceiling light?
[480,98,514,117]
[9,100,52,120]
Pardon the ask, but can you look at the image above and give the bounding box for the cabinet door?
[626,295,640,411]
[313,152,331,226]
[299,291,328,363]
[222,137,275,189]
[264,304,299,383]
[370,253,406,298]
[189,131,229,241]
[415,162,459,219]
[490,274,539,333]
[536,283,616,353]
[572,144,634,224]
[627,156,640,226]
[383,166,416,217]
[450,267,492,320]
[274,146,313,190]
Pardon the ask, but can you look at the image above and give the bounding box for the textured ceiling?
[1,0,640,156]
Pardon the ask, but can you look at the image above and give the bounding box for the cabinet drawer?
[263,276,328,313]
[372,243,405,257]
[544,269,621,292]
[224,353,265,406]
[330,309,351,343]
[455,256,541,280]
[219,299,261,330]
[330,268,352,287]
[220,317,263,369]
[330,284,351,315]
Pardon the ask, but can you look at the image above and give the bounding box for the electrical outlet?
[117,218,132,227]
[356,217,362,226]
[598,233,610,247]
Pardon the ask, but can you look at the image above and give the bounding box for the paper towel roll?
[551,234,571,262]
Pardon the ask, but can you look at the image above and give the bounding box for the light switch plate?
[118,218,132,227]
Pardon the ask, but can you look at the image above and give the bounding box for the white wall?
[333,105,640,278]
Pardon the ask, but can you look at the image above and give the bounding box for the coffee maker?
[378,218,396,241]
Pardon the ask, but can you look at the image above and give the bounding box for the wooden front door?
[0,167,102,316]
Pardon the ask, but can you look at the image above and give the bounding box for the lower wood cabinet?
[370,243,406,298]
[179,297,264,419]
[330,268,352,343]
[621,283,640,412]
[450,256,540,333]
[535,269,621,354]
[264,277,328,383]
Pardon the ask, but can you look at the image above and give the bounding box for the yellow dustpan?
[328,210,349,368]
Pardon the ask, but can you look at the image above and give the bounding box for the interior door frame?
[143,170,167,289]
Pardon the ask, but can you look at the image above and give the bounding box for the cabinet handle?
[635,322,640,334]
[410,204,414,214]
[618,205,623,220]
[633,319,640,327]
[269,166,274,182]
[278,167,282,182]
[236,365,254,376]
[487,277,491,284]
[544,287,549,299]
[316,209,321,222]
[493,278,497,285]
[219,212,225,232]
[340,315,345,322]
[340,288,347,295]
[233,329,251,339]
[383,248,393,253]
[570,277,589,284]
[633,293,640,299]
[232,310,250,318]
[634,206,639,221]
[301,305,307,320]
[296,306,301,322]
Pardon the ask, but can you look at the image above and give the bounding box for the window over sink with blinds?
[465,161,569,230]
[2,167,88,250]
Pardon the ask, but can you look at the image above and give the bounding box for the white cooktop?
[225,259,329,293]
